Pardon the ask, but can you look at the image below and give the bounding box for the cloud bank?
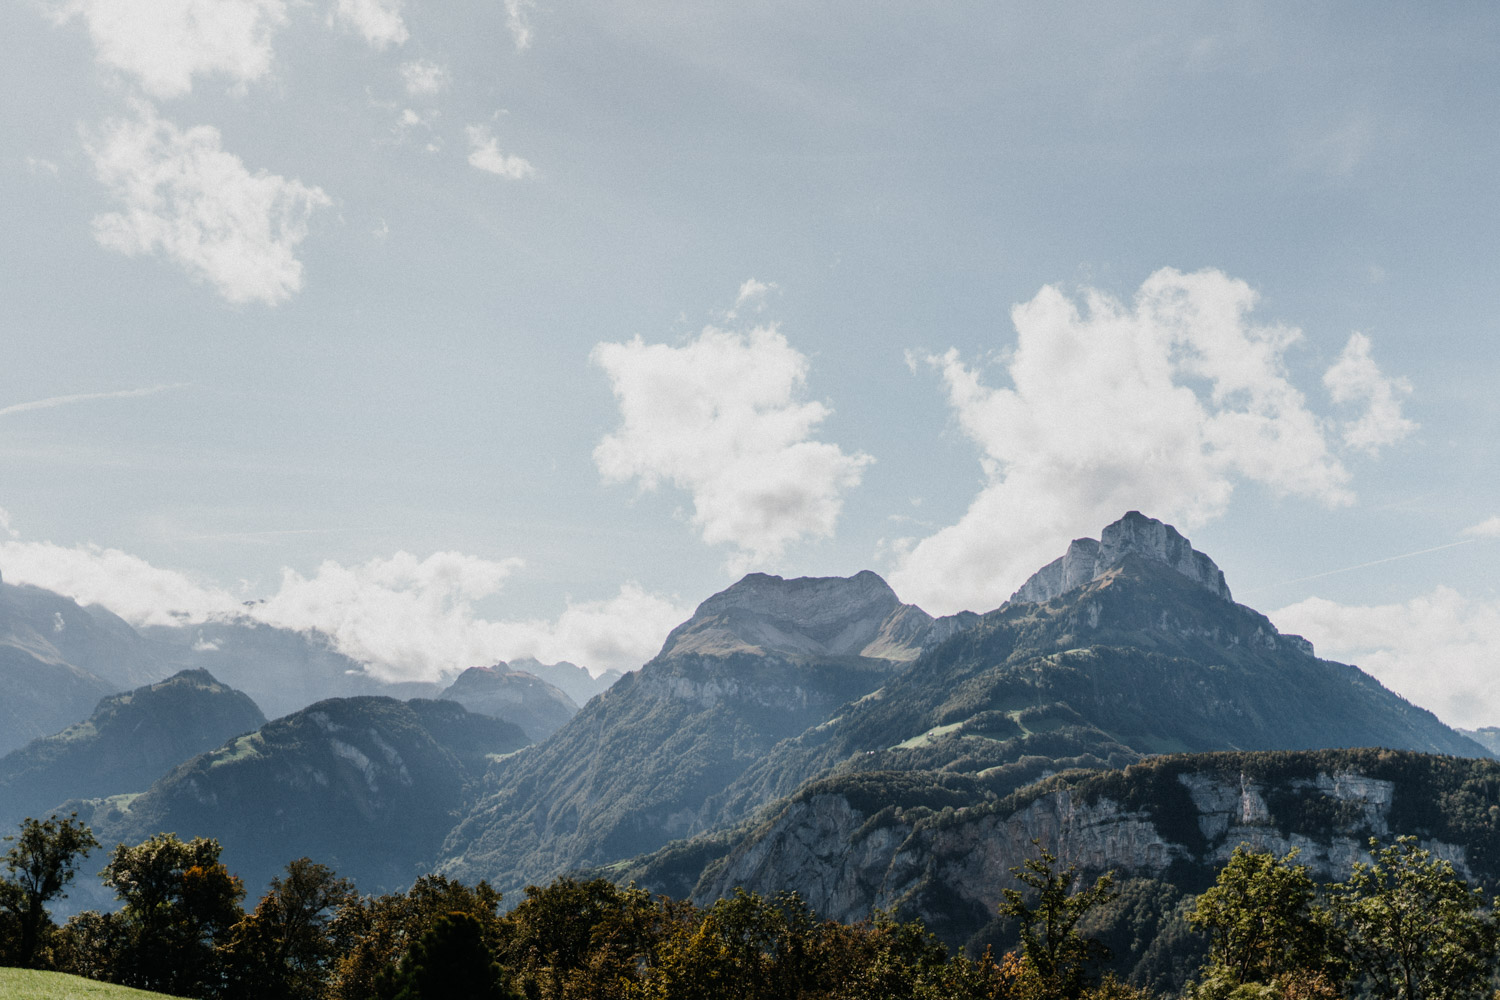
[1273,588,1500,730]
[593,321,873,572]
[891,268,1415,614]
[88,103,330,305]
[0,537,689,681]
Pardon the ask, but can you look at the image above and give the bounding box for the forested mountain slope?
[0,668,265,828]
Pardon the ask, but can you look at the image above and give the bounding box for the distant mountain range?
[4,510,1497,977]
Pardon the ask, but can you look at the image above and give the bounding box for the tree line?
[1,813,1498,999]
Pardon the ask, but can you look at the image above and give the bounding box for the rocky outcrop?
[695,753,1487,938]
[1010,511,1233,606]
[657,570,973,662]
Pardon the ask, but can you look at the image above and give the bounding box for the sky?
[2,2,1499,725]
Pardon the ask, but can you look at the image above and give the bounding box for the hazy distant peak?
[1009,511,1233,606]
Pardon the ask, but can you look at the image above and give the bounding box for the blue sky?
[3,2,1498,724]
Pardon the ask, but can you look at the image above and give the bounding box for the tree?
[999,841,1118,1000]
[1187,846,1338,989]
[383,911,518,1000]
[1331,836,1497,1000]
[223,857,358,1000]
[101,832,245,996]
[327,874,505,1000]
[0,813,99,968]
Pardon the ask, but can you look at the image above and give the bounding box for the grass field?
[0,968,186,999]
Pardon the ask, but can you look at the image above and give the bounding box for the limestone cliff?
[1010,511,1234,607]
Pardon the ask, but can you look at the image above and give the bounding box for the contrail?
[1245,538,1479,594]
[0,383,190,418]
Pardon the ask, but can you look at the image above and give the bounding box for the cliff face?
[691,750,1497,942]
[1009,511,1234,607]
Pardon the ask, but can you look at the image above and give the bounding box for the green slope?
[0,669,265,828]
[0,968,186,999]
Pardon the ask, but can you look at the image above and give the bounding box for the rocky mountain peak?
[656,570,938,661]
[1009,511,1233,606]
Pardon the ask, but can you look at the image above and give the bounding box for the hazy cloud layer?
[892,268,1414,614]
[88,103,331,305]
[465,125,535,179]
[0,536,685,679]
[331,0,407,50]
[593,322,873,571]
[1274,588,1500,729]
[50,0,288,99]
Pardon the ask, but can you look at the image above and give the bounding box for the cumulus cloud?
[504,0,536,50]
[1273,588,1500,729]
[465,125,535,179]
[593,322,873,571]
[399,59,449,95]
[0,531,686,680]
[1464,517,1500,539]
[891,267,1410,614]
[49,0,288,99]
[87,103,330,305]
[1323,332,1416,454]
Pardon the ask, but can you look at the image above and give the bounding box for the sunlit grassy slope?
[0,968,186,999]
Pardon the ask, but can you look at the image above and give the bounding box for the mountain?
[0,573,164,690]
[506,657,622,705]
[624,749,1500,991]
[600,513,1489,944]
[142,619,443,720]
[438,666,578,740]
[76,697,529,897]
[0,669,265,829]
[0,573,127,756]
[437,571,976,893]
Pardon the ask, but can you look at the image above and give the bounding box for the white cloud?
[891,267,1403,614]
[49,0,288,99]
[27,157,60,176]
[504,0,536,50]
[0,533,687,679]
[399,59,449,96]
[0,508,17,540]
[1464,517,1500,539]
[593,322,873,571]
[1323,332,1416,454]
[465,125,535,179]
[1273,588,1500,729]
[0,538,241,624]
[736,278,773,307]
[331,0,407,50]
[87,103,330,305]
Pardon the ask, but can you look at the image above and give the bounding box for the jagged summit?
[1009,511,1232,606]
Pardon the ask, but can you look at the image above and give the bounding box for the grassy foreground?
[0,968,186,999]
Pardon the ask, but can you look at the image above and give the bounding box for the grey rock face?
[657,570,972,663]
[1010,511,1232,606]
